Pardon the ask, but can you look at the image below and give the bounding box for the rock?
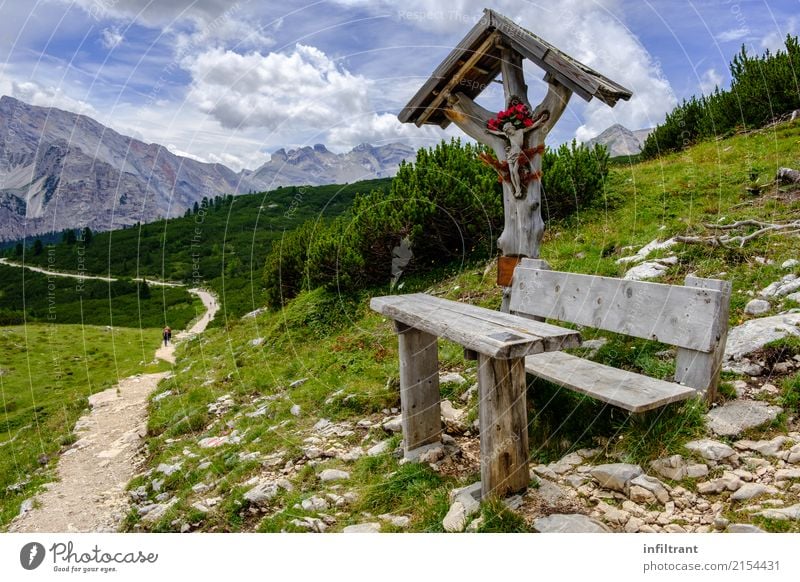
[440,399,465,426]
[706,400,783,437]
[191,502,209,513]
[730,483,770,501]
[663,524,686,533]
[405,441,446,463]
[724,313,800,361]
[784,259,800,269]
[590,463,643,492]
[289,378,308,388]
[379,514,411,528]
[686,464,709,478]
[250,337,264,347]
[625,516,645,533]
[140,498,178,524]
[301,496,329,512]
[382,416,402,433]
[450,482,482,515]
[242,307,267,319]
[726,523,766,533]
[460,383,478,402]
[696,472,742,494]
[18,498,34,516]
[153,390,173,402]
[629,474,670,504]
[713,516,729,530]
[340,447,364,462]
[685,439,737,462]
[650,455,687,481]
[156,462,182,476]
[533,514,610,533]
[290,404,301,416]
[418,444,446,464]
[534,479,574,505]
[343,522,381,533]
[760,274,800,298]
[319,469,350,482]
[735,436,789,457]
[744,299,770,316]
[756,504,800,520]
[624,261,668,281]
[290,517,328,532]
[723,360,764,376]
[775,468,800,480]
[304,446,323,459]
[787,292,800,303]
[440,372,467,385]
[783,444,800,464]
[616,238,677,265]
[581,338,608,351]
[629,485,656,505]
[443,500,469,532]
[244,481,279,507]
[466,517,484,532]
[191,482,210,494]
[367,440,392,457]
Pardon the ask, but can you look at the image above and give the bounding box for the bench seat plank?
[525,351,696,413]
[371,293,580,359]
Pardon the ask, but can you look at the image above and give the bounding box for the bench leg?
[395,322,442,456]
[477,354,529,498]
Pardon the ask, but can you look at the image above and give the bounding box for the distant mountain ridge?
[0,96,414,241]
[584,123,653,157]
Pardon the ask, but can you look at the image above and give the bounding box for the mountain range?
[0,96,414,241]
[584,123,653,157]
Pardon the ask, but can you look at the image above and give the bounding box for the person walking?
[163,326,172,346]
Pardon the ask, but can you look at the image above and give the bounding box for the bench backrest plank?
[509,263,725,353]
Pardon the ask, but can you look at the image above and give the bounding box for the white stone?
[439,372,467,385]
[756,504,800,521]
[301,496,329,512]
[724,313,800,361]
[706,400,783,437]
[730,483,771,501]
[289,378,308,389]
[616,238,677,265]
[650,455,687,481]
[782,259,800,269]
[685,439,737,461]
[156,462,182,476]
[775,468,800,480]
[319,469,350,482]
[533,514,610,533]
[243,481,279,507]
[367,440,392,457]
[591,463,643,492]
[443,500,468,532]
[726,523,766,533]
[629,474,670,504]
[343,522,380,533]
[382,416,402,433]
[744,299,770,315]
[623,261,668,281]
[686,464,709,478]
[250,337,264,347]
[735,436,790,457]
[290,404,301,416]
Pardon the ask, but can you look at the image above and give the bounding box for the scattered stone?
[290,517,327,532]
[731,483,771,501]
[18,499,34,516]
[289,378,309,389]
[624,261,669,281]
[629,474,670,504]
[290,404,301,416]
[685,439,737,462]
[191,482,210,494]
[153,390,173,402]
[744,299,770,316]
[535,479,574,505]
[460,383,478,402]
[782,444,800,464]
[713,516,729,530]
[198,436,232,448]
[625,516,645,533]
[616,238,677,265]
[782,259,800,269]
[250,337,264,347]
[581,338,608,351]
[533,514,610,533]
[775,468,800,480]
[756,504,800,521]
[367,440,392,457]
[663,524,686,533]
[440,372,467,385]
[590,463,643,492]
[241,307,267,319]
[686,464,709,479]
[340,447,364,462]
[726,523,766,533]
[466,517,484,532]
[418,444,446,464]
[735,436,790,457]
[760,274,800,298]
[787,292,800,303]
[319,469,350,482]
[382,416,402,433]
[301,496,329,512]
[650,455,687,481]
[405,442,446,463]
[379,514,410,528]
[243,481,279,507]
[706,400,783,437]
[724,313,800,361]
[697,472,742,495]
[443,500,468,532]
[156,462,182,476]
[343,522,381,533]
[191,502,209,513]
[140,498,178,524]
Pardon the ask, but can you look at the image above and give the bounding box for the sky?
[0,0,796,171]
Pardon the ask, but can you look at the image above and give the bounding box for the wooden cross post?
[444,45,572,311]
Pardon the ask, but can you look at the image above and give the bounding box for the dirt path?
[9,289,218,532]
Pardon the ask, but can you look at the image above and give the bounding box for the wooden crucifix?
[399,9,632,310]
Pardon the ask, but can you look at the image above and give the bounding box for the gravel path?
[9,289,218,532]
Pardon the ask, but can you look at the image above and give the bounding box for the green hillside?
[119,122,800,533]
[13,179,391,322]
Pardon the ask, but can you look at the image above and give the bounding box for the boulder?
[533,514,610,533]
[706,400,783,437]
[590,463,643,492]
[684,439,737,462]
[744,299,770,316]
[724,313,800,361]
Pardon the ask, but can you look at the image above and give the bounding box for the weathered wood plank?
[371,293,580,358]
[396,323,442,453]
[478,354,530,497]
[525,352,697,413]
[674,277,732,401]
[510,265,724,352]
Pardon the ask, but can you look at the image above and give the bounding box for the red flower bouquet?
[487,102,533,131]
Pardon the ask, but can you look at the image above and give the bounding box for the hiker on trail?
[163,326,172,346]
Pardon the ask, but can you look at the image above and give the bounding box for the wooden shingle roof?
[399,9,633,128]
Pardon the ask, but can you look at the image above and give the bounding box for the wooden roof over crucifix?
[399,8,633,128]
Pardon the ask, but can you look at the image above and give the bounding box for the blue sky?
[0,0,795,170]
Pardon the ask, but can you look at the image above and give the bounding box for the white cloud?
[699,68,723,95]
[100,26,124,49]
[716,28,749,43]
[10,81,98,117]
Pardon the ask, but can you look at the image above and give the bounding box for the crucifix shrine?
[399,9,632,309]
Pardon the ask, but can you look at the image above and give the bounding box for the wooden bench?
[371,260,731,498]
[510,259,732,412]
[370,293,581,498]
